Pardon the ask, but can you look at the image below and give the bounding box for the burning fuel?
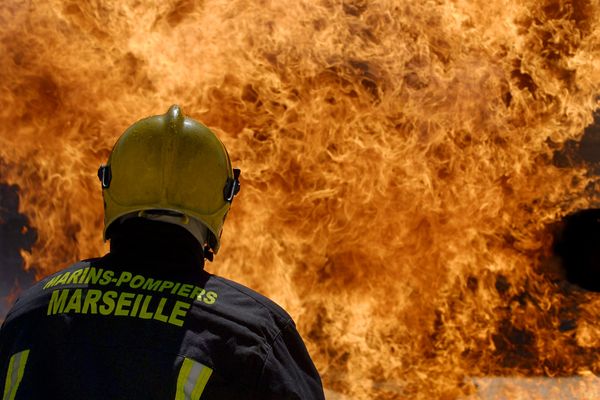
[1,0,600,398]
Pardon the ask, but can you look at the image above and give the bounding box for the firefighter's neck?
[108,218,205,269]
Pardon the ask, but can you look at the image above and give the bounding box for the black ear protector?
[224,169,241,203]
[99,166,240,199]
[98,165,111,188]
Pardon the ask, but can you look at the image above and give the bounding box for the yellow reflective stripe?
[2,356,15,400]
[175,358,213,400]
[175,359,194,400]
[3,350,29,400]
[190,365,212,399]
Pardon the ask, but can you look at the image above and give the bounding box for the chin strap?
[203,246,214,262]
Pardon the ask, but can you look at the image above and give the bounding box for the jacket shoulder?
[5,258,102,320]
[213,275,294,324]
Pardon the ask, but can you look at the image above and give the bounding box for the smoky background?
[0,183,36,319]
[1,1,600,398]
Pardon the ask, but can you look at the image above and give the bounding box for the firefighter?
[0,105,325,399]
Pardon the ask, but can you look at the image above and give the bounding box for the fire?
[1,0,600,398]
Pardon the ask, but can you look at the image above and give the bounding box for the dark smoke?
[554,110,600,171]
[554,208,600,291]
[550,109,600,291]
[0,183,36,321]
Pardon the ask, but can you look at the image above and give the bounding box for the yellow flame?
[1,0,600,398]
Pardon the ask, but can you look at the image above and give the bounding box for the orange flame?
[1,0,600,398]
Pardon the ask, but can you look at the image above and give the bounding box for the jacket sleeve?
[254,321,325,400]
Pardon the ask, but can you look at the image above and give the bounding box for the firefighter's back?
[0,233,323,399]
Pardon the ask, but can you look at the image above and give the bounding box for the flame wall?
[1,0,600,398]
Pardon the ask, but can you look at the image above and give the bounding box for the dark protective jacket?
[0,220,325,399]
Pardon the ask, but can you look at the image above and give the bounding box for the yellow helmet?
[98,105,240,257]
